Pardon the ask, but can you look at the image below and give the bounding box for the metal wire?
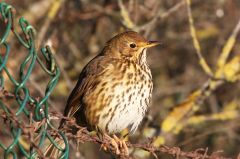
[0,3,69,159]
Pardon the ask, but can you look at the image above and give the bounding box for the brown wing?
[59,55,111,127]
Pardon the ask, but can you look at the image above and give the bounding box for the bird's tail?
[44,137,67,158]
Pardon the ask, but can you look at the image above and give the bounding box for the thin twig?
[185,0,213,77]
[215,16,240,78]
[137,1,185,38]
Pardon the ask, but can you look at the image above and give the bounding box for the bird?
[44,31,160,158]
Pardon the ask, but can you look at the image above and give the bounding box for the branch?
[185,0,213,77]
[137,1,185,37]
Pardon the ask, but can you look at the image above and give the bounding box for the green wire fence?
[0,3,68,159]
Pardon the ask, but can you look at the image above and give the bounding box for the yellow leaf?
[223,99,238,111]
[212,111,237,120]
[48,0,64,19]
[120,128,129,140]
[143,127,157,138]
[153,136,165,147]
[196,26,219,39]
[215,38,236,78]
[161,90,202,132]
[223,54,240,82]
[173,123,184,134]
[161,102,192,132]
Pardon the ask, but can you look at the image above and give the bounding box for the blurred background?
[0,0,240,158]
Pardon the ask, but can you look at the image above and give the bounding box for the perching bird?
[44,31,160,158]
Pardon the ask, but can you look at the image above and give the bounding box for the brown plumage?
[44,31,160,158]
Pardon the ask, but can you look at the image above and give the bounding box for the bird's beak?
[144,41,161,48]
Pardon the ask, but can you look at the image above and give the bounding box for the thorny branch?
[0,89,231,159]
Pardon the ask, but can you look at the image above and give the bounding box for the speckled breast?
[83,58,153,135]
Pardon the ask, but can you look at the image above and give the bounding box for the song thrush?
[44,31,160,157]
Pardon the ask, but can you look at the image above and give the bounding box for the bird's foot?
[103,133,121,154]
[103,133,129,155]
[112,134,129,155]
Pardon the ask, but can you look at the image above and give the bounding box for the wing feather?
[59,55,111,128]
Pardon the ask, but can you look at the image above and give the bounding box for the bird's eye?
[130,43,136,48]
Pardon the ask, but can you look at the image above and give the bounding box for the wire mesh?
[0,3,68,159]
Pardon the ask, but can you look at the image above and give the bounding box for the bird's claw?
[110,137,121,154]
[112,134,129,155]
[103,133,129,155]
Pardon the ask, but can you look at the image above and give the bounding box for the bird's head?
[101,31,160,63]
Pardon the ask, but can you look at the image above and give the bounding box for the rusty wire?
[1,90,231,159]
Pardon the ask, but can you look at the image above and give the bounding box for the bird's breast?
[84,60,153,134]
